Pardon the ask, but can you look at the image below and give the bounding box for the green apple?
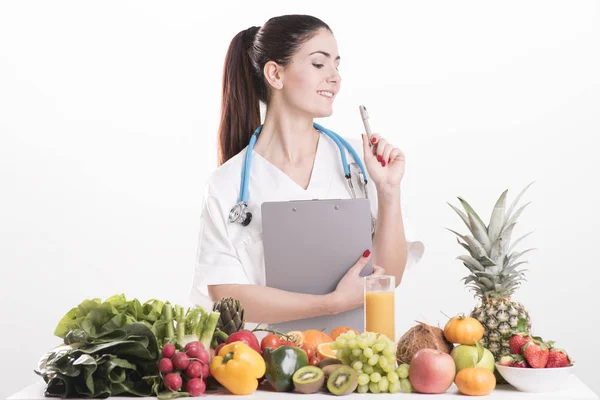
[450,345,495,373]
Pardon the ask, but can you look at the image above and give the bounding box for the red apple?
[409,348,456,394]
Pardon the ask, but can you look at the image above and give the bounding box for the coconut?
[396,322,454,364]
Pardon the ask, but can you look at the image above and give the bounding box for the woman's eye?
[313,64,324,69]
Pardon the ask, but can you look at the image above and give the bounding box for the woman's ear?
[264,61,284,89]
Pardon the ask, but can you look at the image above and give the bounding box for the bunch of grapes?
[158,341,210,396]
[330,331,413,394]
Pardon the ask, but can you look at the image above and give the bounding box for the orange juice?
[365,291,395,341]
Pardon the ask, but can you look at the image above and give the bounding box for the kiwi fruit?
[318,358,342,369]
[327,365,358,396]
[322,364,343,379]
[292,366,325,394]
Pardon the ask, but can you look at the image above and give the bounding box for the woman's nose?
[327,67,341,84]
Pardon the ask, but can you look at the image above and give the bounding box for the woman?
[190,15,424,324]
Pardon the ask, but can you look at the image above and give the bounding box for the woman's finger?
[375,138,387,161]
[372,265,385,276]
[388,148,403,164]
[381,144,394,167]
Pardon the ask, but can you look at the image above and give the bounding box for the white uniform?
[189,133,425,311]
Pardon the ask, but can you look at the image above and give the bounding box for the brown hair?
[217,15,332,166]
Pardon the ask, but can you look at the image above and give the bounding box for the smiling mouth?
[317,90,334,98]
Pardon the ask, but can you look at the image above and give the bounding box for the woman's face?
[279,28,342,118]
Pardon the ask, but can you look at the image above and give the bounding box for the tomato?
[261,334,282,351]
[301,344,315,359]
[281,340,297,347]
[309,356,320,366]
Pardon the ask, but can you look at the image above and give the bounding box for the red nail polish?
[382,160,387,167]
[388,158,391,164]
[377,155,382,162]
[363,249,371,258]
[372,137,377,143]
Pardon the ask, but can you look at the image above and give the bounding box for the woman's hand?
[332,250,385,313]
[361,133,405,193]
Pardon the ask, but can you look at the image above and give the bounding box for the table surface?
[8,376,599,400]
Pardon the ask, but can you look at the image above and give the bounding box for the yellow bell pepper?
[209,341,266,395]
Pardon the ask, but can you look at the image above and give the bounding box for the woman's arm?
[372,188,408,287]
[208,284,339,324]
[208,252,377,324]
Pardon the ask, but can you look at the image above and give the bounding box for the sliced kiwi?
[327,365,358,396]
[322,364,343,379]
[292,366,325,394]
[318,358,342,369]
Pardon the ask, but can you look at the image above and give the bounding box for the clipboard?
[261,198,374,333]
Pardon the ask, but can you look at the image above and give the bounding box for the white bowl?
[495,363,576,392]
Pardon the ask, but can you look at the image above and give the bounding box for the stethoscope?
[229,122,373,230]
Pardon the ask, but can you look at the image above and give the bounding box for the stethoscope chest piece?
[229,202,252,226]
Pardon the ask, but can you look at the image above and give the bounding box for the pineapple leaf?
[490,237,503,264]
[448,202,471,230]
[508,248,537,265]
[484,264,502,275]
[458,197,487,230]
[503,202,531,233]
[457,255,485,271]
[508,232,534,254]
[488,189,508,244]
[447,229,488,258]
[479,277,494,289]
[458,240,476,258]
[505,182,535,226]
[468,212,492,253]
[480,256,496,267]
[500,222,517,256]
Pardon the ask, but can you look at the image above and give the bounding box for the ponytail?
[217,26,262,166]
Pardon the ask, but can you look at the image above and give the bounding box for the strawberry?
[509,333,531,355]
[499,355,516,366]
[522,340,549,368]
[512,354,529,368]
[546,348,572,368]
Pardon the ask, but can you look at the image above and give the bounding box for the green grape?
[336,337,348,347]
[365,334,377,347]
[400,378,413,393]
[348,339,358,349]
[346,330,357,339]
[368,354,380,366]
[363,347,374,358]
[378,355,388,369]
[382,362,396,373]
[387,371,399,383]
[369,372,381,383]
[373,342,386,353]
[368,382,380,394]
[357,337,367,349]
[357,373,370,386]
[363,364,374,374]
[352,361,363,371]
[397,363,409,379]
[357,384,369,394]
[389,381,401,394]
[382,342,396,356]
[341,356,351,365]
[352,348,362,357]
[358,354,367,363]
[329,342,339,350]
[378,376,389,392]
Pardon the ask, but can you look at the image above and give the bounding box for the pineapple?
[213,297,245,340]
[447,183,535,359]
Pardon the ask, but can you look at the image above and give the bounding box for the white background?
[1,0,599,398]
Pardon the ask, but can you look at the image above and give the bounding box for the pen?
[359,105,374,146]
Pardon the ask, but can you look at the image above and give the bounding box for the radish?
[163,373,182,392]
[187,346,208,364]
[158,357,173,374]
[185,361,202,379]
[185,341,204,352]
[201,362,210,378]
[162,343,176,359]
[186,378,206,397]
[172,352,190,370]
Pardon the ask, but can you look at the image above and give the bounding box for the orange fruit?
[302,329,333,348]
[317,342,337,359]
[329,326,359,340]
[287,331,304,346]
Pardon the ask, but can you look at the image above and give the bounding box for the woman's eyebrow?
[309,50,341,61]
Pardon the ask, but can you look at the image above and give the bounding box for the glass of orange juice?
[365,275,395,341]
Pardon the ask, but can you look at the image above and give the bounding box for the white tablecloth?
[8,377,599,400]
